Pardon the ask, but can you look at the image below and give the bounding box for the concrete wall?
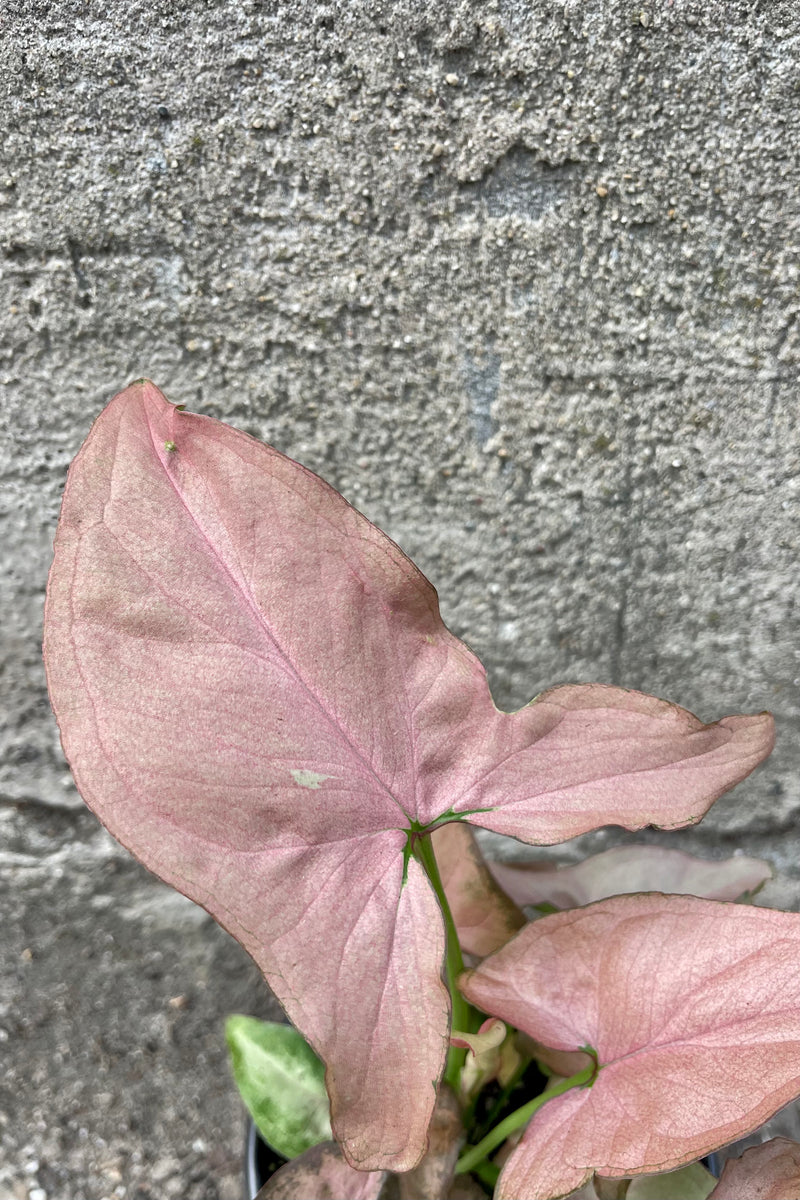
[2,1,799,1196]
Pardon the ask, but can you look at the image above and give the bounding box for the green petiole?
[473,1158,501,1190]
[415,828,598,1172]
[467,1054,532,1143]
[455,1063,597,1176]
[414,832,476,1088]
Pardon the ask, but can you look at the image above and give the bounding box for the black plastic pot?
[244,1120,287,1200]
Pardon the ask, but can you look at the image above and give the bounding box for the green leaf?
[625,1161,717,1199]
[226,1015,332,1160]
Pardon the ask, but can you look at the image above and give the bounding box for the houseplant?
[43,380,800,1199]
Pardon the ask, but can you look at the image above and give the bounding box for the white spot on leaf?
[290,769,332,790]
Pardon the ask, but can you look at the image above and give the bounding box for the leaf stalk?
[414,831,474,1088]
[454,1064,596,1176]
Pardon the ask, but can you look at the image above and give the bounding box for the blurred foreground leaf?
[226,1015,331,1160]
[626,1160,716,1199]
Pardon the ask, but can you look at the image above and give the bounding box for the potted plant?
[43,380,800,1200]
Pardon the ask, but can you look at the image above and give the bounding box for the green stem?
[455,1064,596,1176]
[468,1055,531,1143]
[415,832,472,1089]
[473,1159,500,1190]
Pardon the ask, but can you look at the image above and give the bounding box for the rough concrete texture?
[2,0,799,1195]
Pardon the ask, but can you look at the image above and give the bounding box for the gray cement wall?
[2,1,799,1196]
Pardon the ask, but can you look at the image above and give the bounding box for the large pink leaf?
[433,823,524,957]
[44,382,774,1169]
[708,1138,800,1200]
[459,894,800,1200]
[489,845,772,910]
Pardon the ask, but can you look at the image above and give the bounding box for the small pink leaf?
[459,894,800,1200]
[708,1139,800,1200]
[489,845,773,910]
[522,1038,595,1081]
[44,382,775,1170]
[450,1017,507,1056]
[433,823,524,956]
[257,1140,387,1199]
[451,1018,516,1105]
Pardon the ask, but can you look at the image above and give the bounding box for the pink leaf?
[489,845,773,910]
[257,1140,387,1199]
[459,894,800,1200]
[450,1018,516,1104]
[43,381,448,1170]
[708,1139,800,1200]
[521,1038,596,1081]
[450,1017,507,1056]
[463,684,773,844]
[433,823,524,956]
[43,382,775,1170]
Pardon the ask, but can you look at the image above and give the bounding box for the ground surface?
[2,1,800,1196]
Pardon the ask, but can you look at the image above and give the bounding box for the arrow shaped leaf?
[43,381,775,1170]
[460,894,800,1200]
